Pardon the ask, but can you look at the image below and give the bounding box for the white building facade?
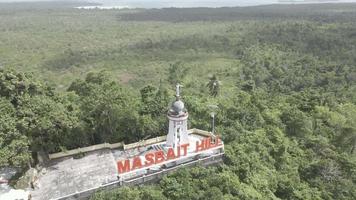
[166,84,189,149]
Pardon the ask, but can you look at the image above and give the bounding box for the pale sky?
[1,0,356,8]
[0,0,355,2]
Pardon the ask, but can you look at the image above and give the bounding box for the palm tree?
[207,75,221,97]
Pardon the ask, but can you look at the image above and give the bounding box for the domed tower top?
[168,84,187,117]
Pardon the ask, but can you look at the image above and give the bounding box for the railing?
[53,153,224,200]
[48,142,124,160]
[123,136,167,150]
[188,128,216,137]
[48,129,212,160]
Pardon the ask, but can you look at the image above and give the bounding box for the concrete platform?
[31,149,118,200]
[30,130,224,200]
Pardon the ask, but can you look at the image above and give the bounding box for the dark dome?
[172,100,185,113]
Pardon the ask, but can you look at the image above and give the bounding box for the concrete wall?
[48,129,212,160]
[48,136,166,160]
[49,142,124,160]
[123,136,167,150]
[54,153,224,200]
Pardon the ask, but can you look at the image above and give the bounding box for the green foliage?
[168,62,189,86]
[140,84,170,117]
[91,186,166,200]
[0,2,355,199]
[0,98,30,166]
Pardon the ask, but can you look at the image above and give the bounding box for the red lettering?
[117,159,130,174]
[216,136,222,145]
[131,157,142,170]
[144,153,155,166]
[196,139,205,152]
[155,151,165,164]
[117,136,224,174]
[166,148,176,160]
[177,146,181,157]
[205,137,211,149]
[180,143,189,156]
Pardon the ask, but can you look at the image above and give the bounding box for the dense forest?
[0,1,355,199]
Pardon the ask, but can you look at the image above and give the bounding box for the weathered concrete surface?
[31,149,118,200]
[0,167,31,199]
[30,132,223,200]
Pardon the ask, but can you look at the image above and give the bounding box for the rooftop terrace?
[30,129,224,200]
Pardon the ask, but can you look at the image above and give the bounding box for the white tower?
[166,84,189,148]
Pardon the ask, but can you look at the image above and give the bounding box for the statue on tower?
[169,84,186,116]
[175,83,182,99]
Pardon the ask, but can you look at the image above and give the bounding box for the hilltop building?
[30,84,224,200]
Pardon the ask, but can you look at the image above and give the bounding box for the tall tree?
[206,74,221,97]
[168,62,188,86]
